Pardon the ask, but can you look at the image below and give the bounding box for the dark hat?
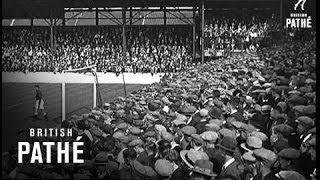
[216,136,237,153]
[191,134,204,144]
[278,148,301,160]
[295,116,314,129]
[192,159,217,177]
[273,124,294,137]
[95,152,109,165]
[132,160,157,177]
[288,95,307,105]
[148,101,160,111]
[302,105,316,115]
[144,131,156,137]
[292,105,306,114]
[273,138,290,152]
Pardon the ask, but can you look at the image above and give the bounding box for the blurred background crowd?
[2,26,193,73]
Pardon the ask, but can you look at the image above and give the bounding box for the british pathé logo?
[294,0,307,11]
[286,0,311,28]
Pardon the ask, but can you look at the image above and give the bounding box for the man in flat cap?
[118,148,157,180]
[296,116,315,147]
[217,136,244,180]
[298,135,316,179]
[275,148,304,176]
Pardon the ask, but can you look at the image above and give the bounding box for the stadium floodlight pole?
[201,0,205,64]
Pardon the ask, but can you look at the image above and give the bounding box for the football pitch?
[2,83,146,152]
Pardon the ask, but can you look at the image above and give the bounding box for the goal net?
[62,64,103,116]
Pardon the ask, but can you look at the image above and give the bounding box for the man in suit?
[217,136,244,179]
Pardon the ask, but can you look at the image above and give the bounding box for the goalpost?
[62,64,102,121]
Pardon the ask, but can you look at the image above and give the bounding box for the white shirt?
[222,158,235,171]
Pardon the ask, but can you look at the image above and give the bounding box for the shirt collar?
[194,146,202,151]
[222,158,235,170]
[230,109,237,114]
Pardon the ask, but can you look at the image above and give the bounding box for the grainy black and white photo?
[2,0,317,179]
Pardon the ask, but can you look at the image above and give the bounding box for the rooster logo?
[294,0,307,10]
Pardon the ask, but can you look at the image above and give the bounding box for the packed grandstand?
[1,1,317,180]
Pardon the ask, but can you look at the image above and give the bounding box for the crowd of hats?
[2,26,192,73]
[2,30,316,180]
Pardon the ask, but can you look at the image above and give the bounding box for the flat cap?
[273,138,290,152]
[200,131,219,142]
[180,105,197,114]
[173,119,187,126]
[288,95,307,105]
[276,170,307,180]
[253,148,277,163]
[219,128,236,138]
[181,126,197,136]
[155,124,167,132]
[273,124,294,137]
[161,131,173,142]
[116,122,128,130]
[144,131,156,137]
[129,126,142,135]
[199,109,209,117]
[242,151,256,162]
[249,131,268,141]
[205,123,221,132]
[154,159,174,177]
[95,152,109,164]
[295,116,314,128]
[113,131,125,139]
[128,139,144,147]
[278,148,301,159]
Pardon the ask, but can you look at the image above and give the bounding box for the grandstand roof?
[3,0,281,18]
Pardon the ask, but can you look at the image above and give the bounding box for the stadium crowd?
[204,9,281,52]
[2,26,192,73]
[2,26,316,180]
